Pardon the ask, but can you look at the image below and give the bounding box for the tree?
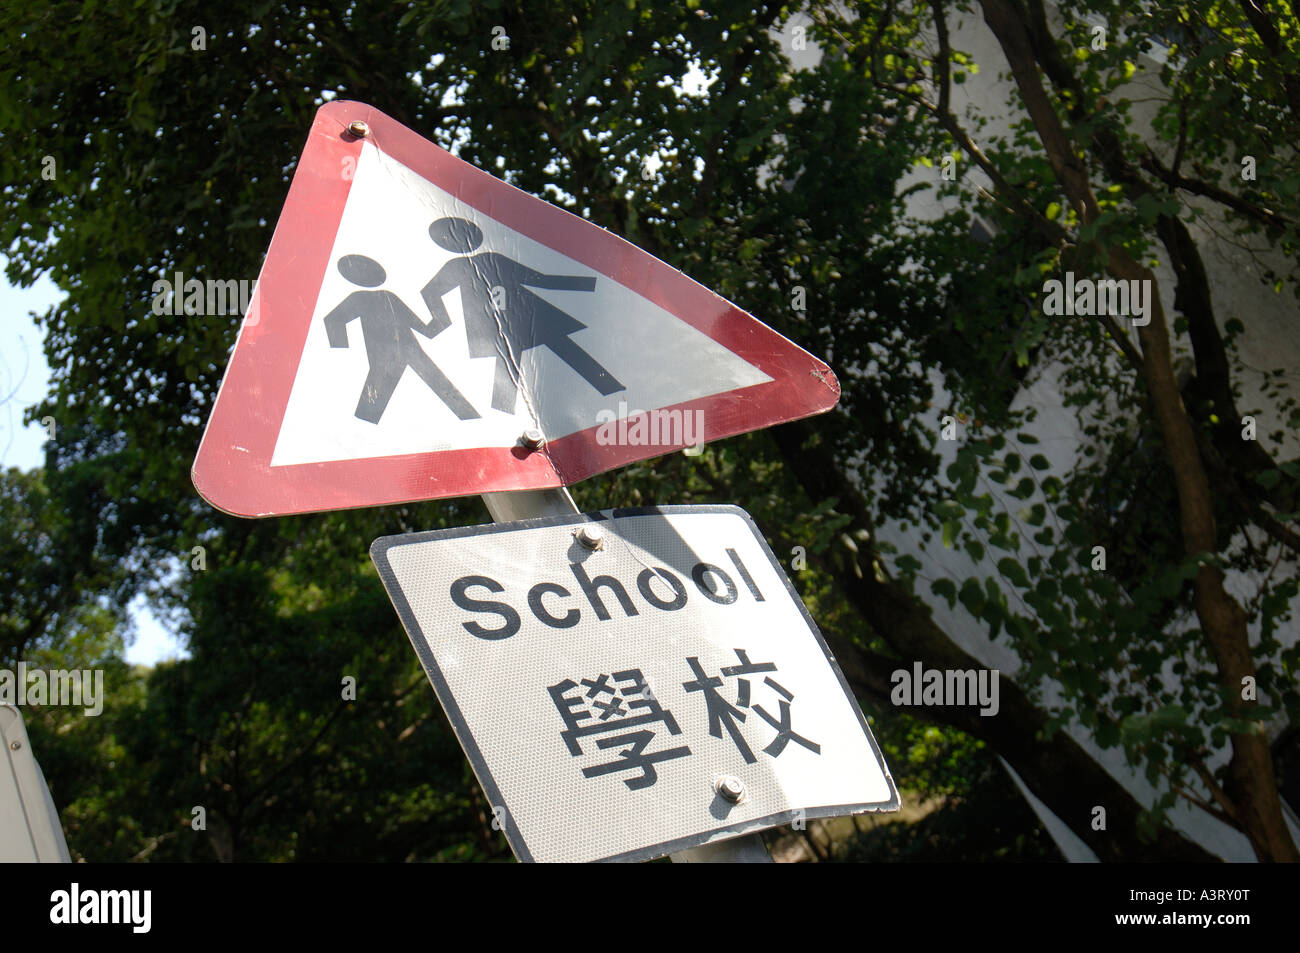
[808,0,1299,860]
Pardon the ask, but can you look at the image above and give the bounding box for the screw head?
[715,775,745,803]
[347,120,370,138]
[575,524,604,550]
[9,741,20,751]
[521,427,545,451]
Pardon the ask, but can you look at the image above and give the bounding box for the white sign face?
[371,505,898,863]
[270,142,771,468]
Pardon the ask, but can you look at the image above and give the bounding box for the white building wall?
[776,5,1300,860]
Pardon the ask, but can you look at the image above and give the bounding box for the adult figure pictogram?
[420,217,624,413]
[324,254,479,424]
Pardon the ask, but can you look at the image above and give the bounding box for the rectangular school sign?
[371,505,898,863]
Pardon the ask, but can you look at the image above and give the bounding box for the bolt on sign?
[371,506,899,863]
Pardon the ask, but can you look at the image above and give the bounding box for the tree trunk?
[979,0,1298,862]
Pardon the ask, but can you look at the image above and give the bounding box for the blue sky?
[1,259,187,667]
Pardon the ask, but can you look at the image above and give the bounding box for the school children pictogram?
[322,254,479,423]
[194,101,832,517]
[420,217,623,413]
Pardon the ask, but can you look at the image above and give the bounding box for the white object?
[0,705,72,862]
[371,504,898,863]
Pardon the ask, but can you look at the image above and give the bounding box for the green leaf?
[996,557,1028,588]
[942,520,960,548]
[934,500,966,520]
[1256,468,1281,488]
[1062,576,1087,602]
[1009,477,1035,499]
[930,578,958,607]
[895,554,922,574]
[958,577,984,615]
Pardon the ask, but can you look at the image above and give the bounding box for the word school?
[450,547,765,640]
[0,664,103,716]
[1042,272,1152,326]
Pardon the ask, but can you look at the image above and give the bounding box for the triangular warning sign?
[193,101,839,517]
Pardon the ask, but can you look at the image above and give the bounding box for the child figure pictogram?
[420,217,624,413]
[323,254,480,424]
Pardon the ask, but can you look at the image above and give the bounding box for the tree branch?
[1140,151,1294,232]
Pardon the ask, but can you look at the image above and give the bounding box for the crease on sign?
[367,142,549,463]
[598,510,701,663]
[602,510,658,578]
[590,511,694,710]
[477,249,545,437]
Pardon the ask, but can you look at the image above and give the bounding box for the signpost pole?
[479,486,773,864]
